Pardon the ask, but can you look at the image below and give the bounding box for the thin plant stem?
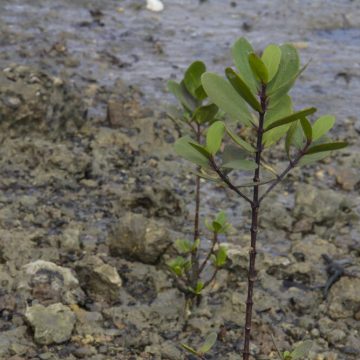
[199,231,218,275]
[190,123,202,292]
[242,84,267,360]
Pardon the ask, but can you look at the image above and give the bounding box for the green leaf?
[268,61,310,109]
[184,61,207,100]
[174,239,193,254]
[312,115,335,141]
[298,151,331,166]
[198,332,218,354]
[215,246,227,267]
[291,340,313,360]
[249,53,269,84]
[285,122,298,157]
[174,136,210,168]
[222,159,258,171]
[267,44,300,95]
[222,145,247,165]
[231,37,258,94]
[167,256,188,276]
[261,44,281,82]
[193,281,204,294]
[181,343,199,356]
[189,141,212,159]
[264,95,293,126]
[206,121,225,155]
[201,72,253,126]
[264,107,317,132]
[193,103,219,124]
[225,67,262,112]
[300,117,312,142]
[167,80,197,111]
[305,141,348,154]
[225,127,256,153]
[215,211,227,226]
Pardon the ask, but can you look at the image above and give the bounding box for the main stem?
[243,84,267,360]
[190,123,201,291]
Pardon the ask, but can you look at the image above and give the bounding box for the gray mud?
[0,1,359,359]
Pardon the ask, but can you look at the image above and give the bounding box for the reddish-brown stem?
[190,123,202,291]
[242,84,267,360]
[199,231,218,275]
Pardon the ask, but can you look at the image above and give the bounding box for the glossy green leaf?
[206,121,225,155]
[291,340,313,360]
[231,37,258,94]
[225,67,262,112]
[305,141,348,154]
[249,53,269,84]
[167,80,197,111]
[198,332,218,354]
[183,61,206,100]
[222,144,247,164]
[195,85,207,100]
[174,136,210,168]
[193,103,219,124]
[267,44,300,94]
[175,239,193,254]
[225,127,256,153]
[189,141,212,159]
[285,122,298,157]
[194,281,204,294]
[167,256,188,276]
[222,159,258,171]
[261,44,281,82]
[201,72,253,126]
[215,246,228,267]
[264,107,316,132]
[300,117,312,142]
[312,115,336,141]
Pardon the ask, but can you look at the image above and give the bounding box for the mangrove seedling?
[170,37,348,359]
[167,61,230,306]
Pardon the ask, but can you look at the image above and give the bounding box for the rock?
[25,303,76,345]
[70,305,104,336]
[293,184,351,224]
[75,256,122,302]
[336,168,360,191]
[61,224,81,251]
[19,260,85,305]
[109,212,171,264]
[328,277,360,319]
[146,0,164,12]
[261,199,293,231]
[0,326,31,358]
[0,64,87,133]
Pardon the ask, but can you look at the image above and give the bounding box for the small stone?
[109,212,171,264]
[25,303,76,345]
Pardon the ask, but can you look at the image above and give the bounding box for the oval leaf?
[264,107,317,132]
[267,44,300,94]
[261,44,281,82]
[225,67,262,112]
[206,121,225,154]
[193,103,219,124]
[174,136,210,168]
[231,37,258,94]
[184,61,207,100]
[201,72,253,126]
[305,141,348,155]
[285,122,298,157]
[291,340,313,360]
[198,332,218,354]
[167,80,197,111]
[312,115,335,141]
[249,53,269,84]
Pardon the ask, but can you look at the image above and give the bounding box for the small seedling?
[168,37,348,359]
[271,335,313,360]
[181,332,218,359]
[167,62,230,305]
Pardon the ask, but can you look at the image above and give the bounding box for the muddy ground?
[0,1,359,359]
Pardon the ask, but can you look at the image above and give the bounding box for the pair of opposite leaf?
[168,37,347,172]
